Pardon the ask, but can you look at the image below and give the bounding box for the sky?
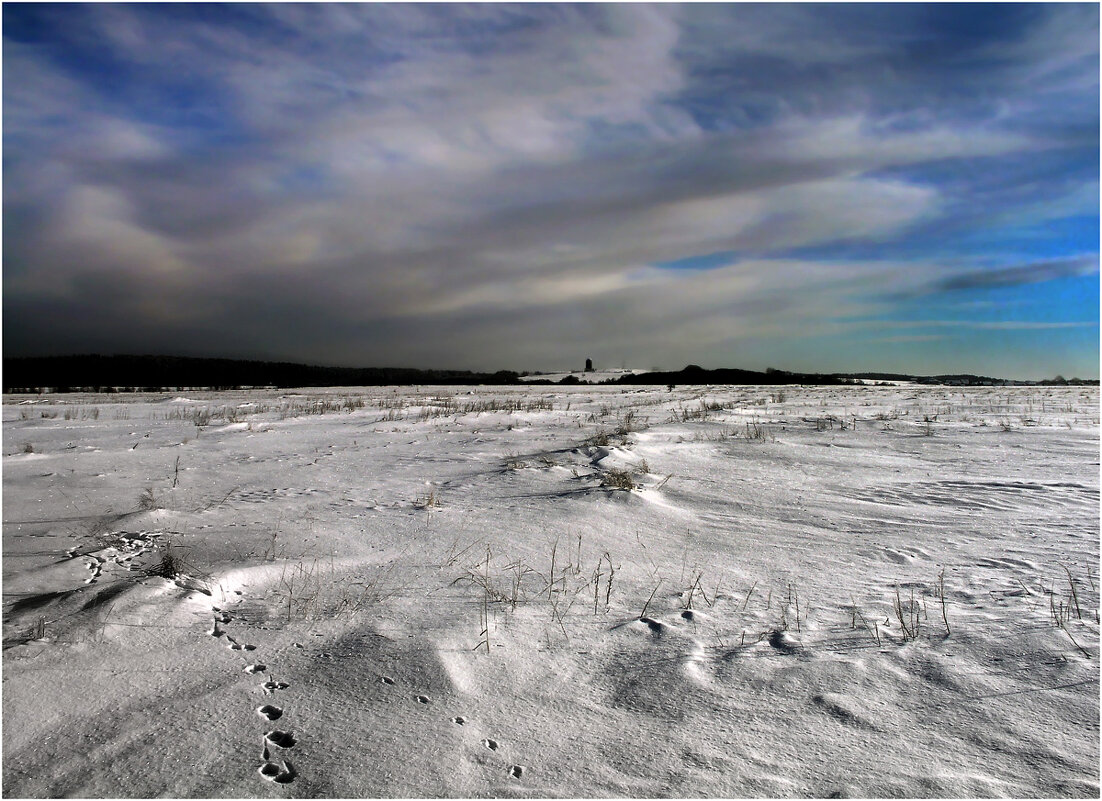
[3,3,1099,380]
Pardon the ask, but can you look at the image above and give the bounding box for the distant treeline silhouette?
[3,355,521,392]
[3,355,1094,393]
[614,365,850,387]
[528,365,852,386]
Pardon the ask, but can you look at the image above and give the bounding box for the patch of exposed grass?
[600,468,637,491]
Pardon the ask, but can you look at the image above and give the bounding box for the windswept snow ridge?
[3,384,1099,796]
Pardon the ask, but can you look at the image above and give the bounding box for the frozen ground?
[3,383,1099,798]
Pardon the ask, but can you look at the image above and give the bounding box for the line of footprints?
[208,603,297,784]
[208,602,525,786]
[378,675,527,781]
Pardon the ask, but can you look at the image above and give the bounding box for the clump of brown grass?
[600,468,636,491]
[136,487,158,511]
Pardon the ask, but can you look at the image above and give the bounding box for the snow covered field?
[3,383,1099,798]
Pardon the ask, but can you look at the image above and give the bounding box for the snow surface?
[3,384,1099,797]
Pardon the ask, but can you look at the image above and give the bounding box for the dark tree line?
[5,355,1089,393]
[3,355,520,392]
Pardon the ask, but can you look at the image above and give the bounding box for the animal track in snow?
[451,716,467,725]
[265,730,297,749]
[811,694,876,730]
[258,759,296,784]
[509,765,525,779]
[882,548,912,565]
[482,738,499,751]
[415,694,430,704]
[231,487,319,505]
[257,705,283,721]
[83,559,102,584]
[200,589,297,784]
[380,675,395,685]
[767,630,800,654]
[202,586,299,785]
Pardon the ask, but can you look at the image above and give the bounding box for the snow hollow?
[3,383,1099,797]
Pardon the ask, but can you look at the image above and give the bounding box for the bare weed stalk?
[475,547,492,652]
[741,583,757,610]
[938,568,951,635]
[1063,565,1083,620]
[894,586,921,641]
[850,598,882,647]
[548,541,557,601]
[640,579,663,619]
[683,570,713,610]
[603,552,615,607]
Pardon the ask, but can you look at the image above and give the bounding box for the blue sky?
[4,3,1098,379]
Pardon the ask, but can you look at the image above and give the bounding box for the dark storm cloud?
[3,3,1098,373]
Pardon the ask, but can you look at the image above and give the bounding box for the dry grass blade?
[640,579,663,619]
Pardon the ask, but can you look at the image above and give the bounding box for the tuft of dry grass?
[587,430,611,447]
[272,559,397,621]
[600,468,636,491]
[148,544,183,579]
[893,585,922,641]
[136,487,158,511]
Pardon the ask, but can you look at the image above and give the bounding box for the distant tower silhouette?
[585,358,593,372]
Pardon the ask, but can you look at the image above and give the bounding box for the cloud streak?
[933,256,1099,292]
